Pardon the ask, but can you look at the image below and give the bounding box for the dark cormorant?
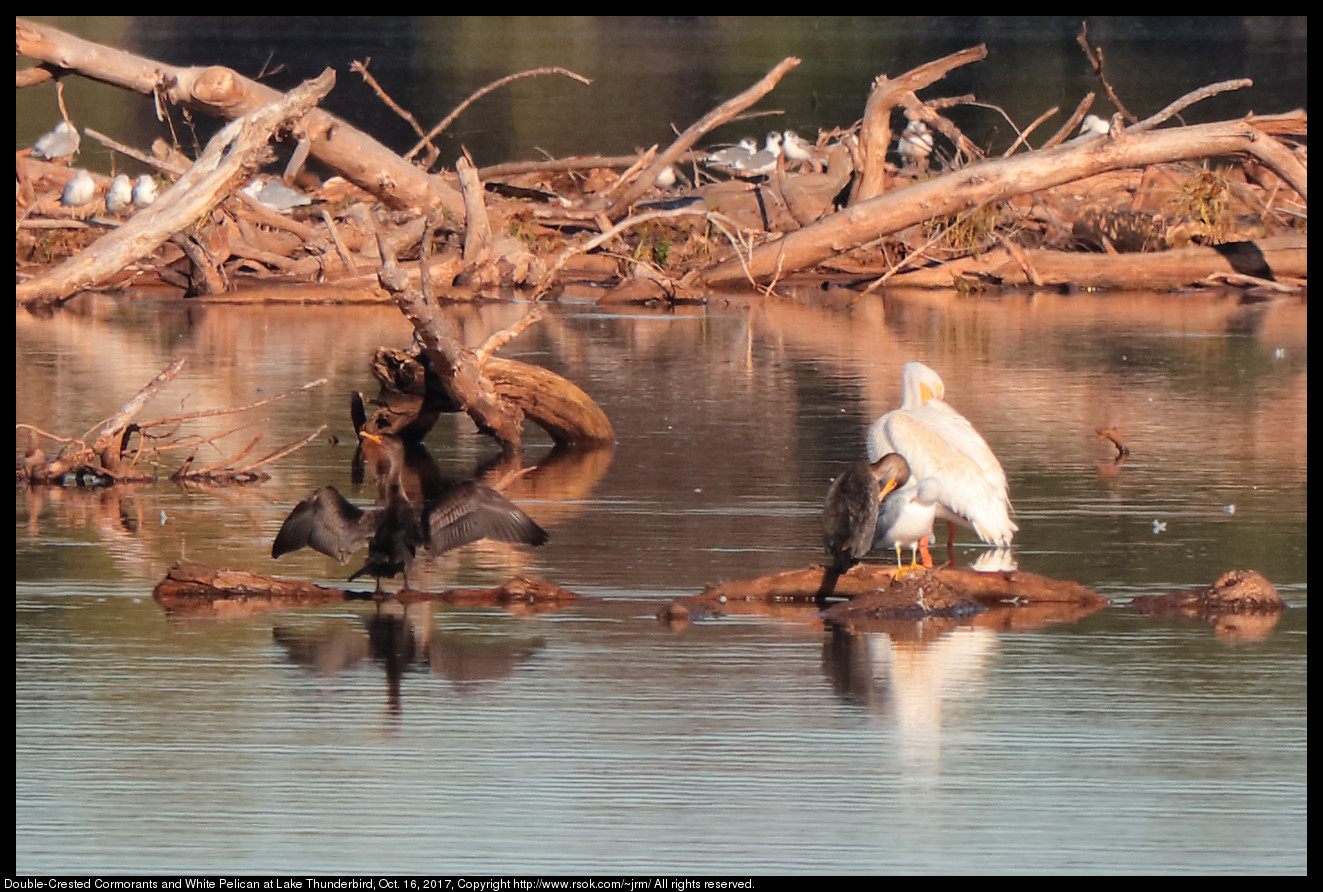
[272,432,547,591]
[816,452,910,605]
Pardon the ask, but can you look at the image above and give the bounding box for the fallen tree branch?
[16,69,337,309]
[15,18,465,217]
[701,111,1307,286]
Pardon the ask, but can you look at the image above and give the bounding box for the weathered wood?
[16,70,336,309]
[601,56,802,220]
[660,563,1109,626]
[152,560,578,618]
[701,112,1308,287]
[885,234,1306,291]
[852,45,988,204]
[15,18,465,219]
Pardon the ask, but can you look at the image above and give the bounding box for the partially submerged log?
[152,560,580,619]
[1129,570,1286,642]
[372,240,616,457]
[659,563,1110,626]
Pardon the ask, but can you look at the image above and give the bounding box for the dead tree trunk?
[700,112,1307,287]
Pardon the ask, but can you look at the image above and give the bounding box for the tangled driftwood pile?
[16,20,1307,314]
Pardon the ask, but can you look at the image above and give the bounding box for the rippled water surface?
[16,15,1308,876]
[15,289,1307,874]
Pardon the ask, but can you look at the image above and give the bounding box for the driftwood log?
[16,22,1307,305]
[15,18,464,218]
[660,563,1110,628]
[700,111,1307,287]
[152,561,580,619]
[1128,570,1285,642]
[372,232,616,457]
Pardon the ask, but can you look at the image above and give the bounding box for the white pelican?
[818,452,909,603]
[866,362,1016,552]
[105,174,133,215]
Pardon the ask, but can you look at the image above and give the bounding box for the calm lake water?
[15,290,1308,875]
[16,14,1307,878]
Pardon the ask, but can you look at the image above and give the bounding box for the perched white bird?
[32,121,80,160]
[60,169,96,209]
[733,131,783,176]
[1074,114,1111,140]
[105,174,134,215]
[898,120,934,170]
[876,472,941,571]
[131,175,159,209]
[705,137,758,169]
[780,130,814,166]
[242,175,311,212]
[866,362,1016,550]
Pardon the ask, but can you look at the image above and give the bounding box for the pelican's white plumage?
[866,361,1016,547]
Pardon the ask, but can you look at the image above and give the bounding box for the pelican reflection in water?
[272,432,547,592]
[866,362,1016,563]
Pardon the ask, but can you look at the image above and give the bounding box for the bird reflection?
[273,608,545,713]
[272,430,548,592]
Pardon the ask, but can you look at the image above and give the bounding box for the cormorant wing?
[272,486,380,562]
[421,482,549,556]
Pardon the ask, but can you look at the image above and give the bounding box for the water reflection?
[273,603,546,715]
[824,621,998,769]
[15,289,1307,873]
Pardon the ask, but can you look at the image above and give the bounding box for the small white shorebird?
[705,137,758,169]
[876,471,942,572]
[242,175,311,212]
[105,174,134,215]
[780,130,814,166]
[733,131,783,176]
[33,121,80,161]
[866,362,1016,558]
[59,169,96,210]
[131,175,159,209]
[898,120,934,170]
[1074,114,1111,140]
